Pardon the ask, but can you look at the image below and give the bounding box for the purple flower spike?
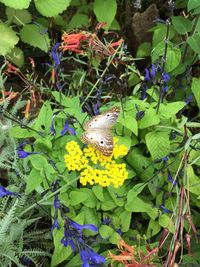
[162,72,170,82]
[144,68,150,81]
[17,150,41,159]
[151,64,156,78]
[61,120,76,136]
[185,95,193,105]
[167,169,177,186]
[51,42,60,66]
[0,186,18,197]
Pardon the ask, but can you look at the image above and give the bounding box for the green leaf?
[118,115,138,135]
[10,126,34,138]
[146,219,161,239]
[33,101,53,133]
[152,42,182,72]
[119,211,131,232]
[188,0,200,11]
[34,0,71,17]
[93,0,117,28]
[152,24,175,47]
[187,33,200,54]
[191,77,200,109]
[6,7,32,25]
[187,165,200,196]
[145,131,170,160]
[20,24,50,52]
[25,169,43,194]
[99,225,115,239]
[6,46,24,67]
[126,149,154,180]
[125,196,153,212]
[159,214,175,233]
[92,185,104,201]
[109,232,121,244]
[159,102,185,119]
[52,229,72,266]
[70,190,90,206]
[0,0,31,9]
[138,108,160,129]
[0,23,19,56]
[136,42,151,58]
[67,13,88,30]
[171,16,192,34]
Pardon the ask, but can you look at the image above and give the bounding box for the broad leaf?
[191,77,200,109]
[93,0,117,28]
[0,23,19,56]
[145,131,170,160]
[34,0,71,17]
[0,0,31,9]
[20,24,50,52]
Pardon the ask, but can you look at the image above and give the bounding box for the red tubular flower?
[61,32,89,54]
[23,100,31,119]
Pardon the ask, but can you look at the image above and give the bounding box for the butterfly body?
[81,107,120,156]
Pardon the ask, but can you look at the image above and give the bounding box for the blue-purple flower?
[185,95,193,105]
[61,120,76,136]
[80,247,106,267]
[167,169,177,186]
[17,150,41,158]
[17,142,41,158]
[0,186,18,197]
[51,42,61,67]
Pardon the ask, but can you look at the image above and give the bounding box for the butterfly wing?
[81,129,113,156]
[83,107,120,130]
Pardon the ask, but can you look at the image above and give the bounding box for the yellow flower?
[64,138,128,188]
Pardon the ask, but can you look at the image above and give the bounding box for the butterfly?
[81,107,120,156]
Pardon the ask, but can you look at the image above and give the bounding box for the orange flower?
[61,32,89,53]
[23,100,31,119]
[0,91,18,103]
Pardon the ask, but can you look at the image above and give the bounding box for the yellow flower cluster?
[64,138,128,188]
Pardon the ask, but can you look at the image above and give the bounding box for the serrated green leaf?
[159,102,185,119]
[191,77,200,109]
[138,108,160,129]
[6,7,32,25]
[93,0,117,28]
[10,126,34,138]
[171,16,192,34]
[145,131,170,160]
[125,196,152,212]
[26,168,43,194]
[33,101,53,133]
[126,149,154,180]
[152,42,181,72]
[0,0,31,9]
[6,46,24,67]
[118,115,138,135]
[20,24,50,52]
[136,42,151,58]
[34,0,71,17]
[187,33,200,54]
[152,24,175,47]
[0,23,19,56]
